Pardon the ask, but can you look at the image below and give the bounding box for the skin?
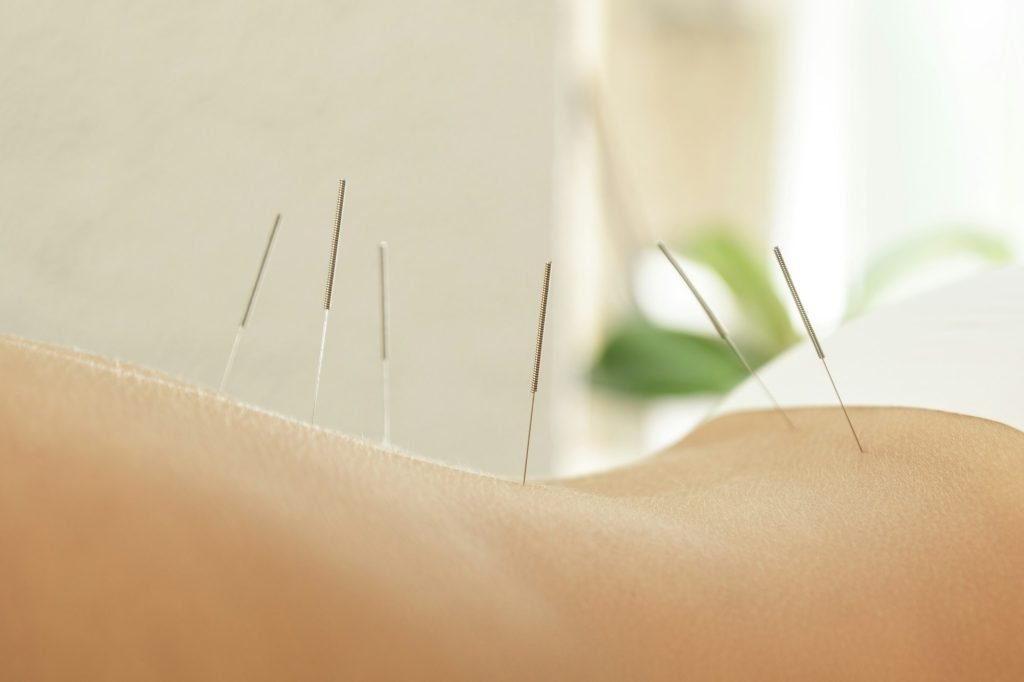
[2,334,1023,680]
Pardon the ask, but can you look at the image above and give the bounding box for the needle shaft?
[220,213,282,392]
[379,241,391,446]
[311,180,346,424]
[773,246,864,451]
[522,262,552,485]
[219,327,244,392]
[657,242,793,428]
[311,309,330,423]
[522,393,538,485]
[822,358,865,452]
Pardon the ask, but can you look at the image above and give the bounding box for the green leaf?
[849,227,1014,315]
[590,319,749,396]
[679,228,798,351]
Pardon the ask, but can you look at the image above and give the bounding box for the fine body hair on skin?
[2,335,1024,680]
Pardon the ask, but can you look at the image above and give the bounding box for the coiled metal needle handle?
[531,262,552,394]
[774,246,824,360]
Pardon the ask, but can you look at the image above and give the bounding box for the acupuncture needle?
[657,242,794,428]
[773,246,865,452]
[220,213,282,392]
[379,241,391,447]
[311,179,346,424]
[522,261,552,486]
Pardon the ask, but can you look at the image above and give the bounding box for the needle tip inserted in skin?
[522,261,552,486]
[772,246,864,452]
[312,179,347,424]
[657,242,794,429]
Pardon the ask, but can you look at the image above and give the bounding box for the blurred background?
[1,0,1022,477]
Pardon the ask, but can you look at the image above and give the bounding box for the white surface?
[716,265,1024,432]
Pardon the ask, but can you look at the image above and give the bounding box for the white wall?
[0,1,559,476]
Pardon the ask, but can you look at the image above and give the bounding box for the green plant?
[590,226,1013,397]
